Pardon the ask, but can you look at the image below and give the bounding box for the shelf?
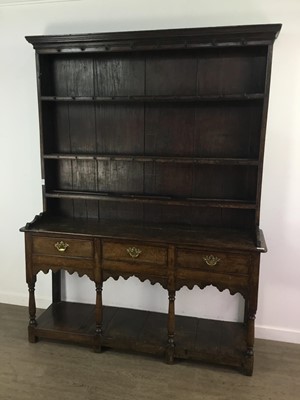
[40,94,264,103]
[43,154,259,166]
[34,302,246,367]
[35,301,95,346]
[45,190,257,209]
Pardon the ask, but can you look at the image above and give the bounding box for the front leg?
[25,233,38,343]
[242,313,255,376]
[94,282,103,353]
[166,290,176,364]
[28,277,38,343]
[52,270,61,303]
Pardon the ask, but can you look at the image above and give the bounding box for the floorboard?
[0,302,300,400]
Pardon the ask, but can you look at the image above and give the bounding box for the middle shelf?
[45,190,256,209]
[41,100,263,160]
[43,154,259,166]
[44,158,258,203]
[40,94,265,103]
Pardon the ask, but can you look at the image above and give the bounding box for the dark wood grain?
[95,53,144,97]
[194,102,262,158]
[95,104,144,154]
[197,47,267,95]
[145,103,195,156]
[146,51,197,96]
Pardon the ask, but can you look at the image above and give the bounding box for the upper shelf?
[40,94,265,103]
[26,24,282,53]
[43,154,259,166]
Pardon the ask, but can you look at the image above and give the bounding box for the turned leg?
[242,298,256,375]
[94,282,103,352]
[241,255,260,376]
[28,277,38,343]
[243,299,249,324]
[166,290,175,364]
[242,312,255,376]
[52,270,61,303]
[25,233,38,343]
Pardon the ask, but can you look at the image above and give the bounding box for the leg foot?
[241,350,254,376]
[165,343,175,364]
[28,326,38,343]
[93,340,102,353]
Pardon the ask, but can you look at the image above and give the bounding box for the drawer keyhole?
[203,255,220,266]
[127,247,142,258]
[55,241,69,252]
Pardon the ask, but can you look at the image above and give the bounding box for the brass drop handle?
[127,247,142,259]
[55,241,69,252]
[203,255,220,267]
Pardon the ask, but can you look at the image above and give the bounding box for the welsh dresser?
[21,24,281,375]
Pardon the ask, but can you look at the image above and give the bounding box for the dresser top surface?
[21,215,266,253]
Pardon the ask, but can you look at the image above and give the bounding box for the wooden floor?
[1,303,299,400]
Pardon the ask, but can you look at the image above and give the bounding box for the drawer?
[176,248,250,275]
[102,240,167,266]
[32,236,94,259]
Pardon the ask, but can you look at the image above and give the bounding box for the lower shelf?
[33,301,247,368]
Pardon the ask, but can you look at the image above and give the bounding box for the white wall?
[0,0,299,343]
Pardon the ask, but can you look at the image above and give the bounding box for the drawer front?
[32,236,94,259]
[102,240,167,266]
[176,248,250,275]
[175,268,249,294]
